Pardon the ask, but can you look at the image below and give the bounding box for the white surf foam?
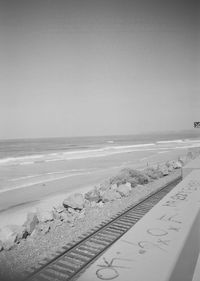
[156,139,183,144]
[0,154,45,166]
[20,161,34,165]
[1,140,198,166]
[0,157,16,164]
[9,174,43,181]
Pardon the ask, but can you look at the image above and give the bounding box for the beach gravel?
[0,170,181,281]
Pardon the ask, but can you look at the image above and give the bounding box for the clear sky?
[1,0,199,139]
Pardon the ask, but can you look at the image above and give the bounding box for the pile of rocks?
[0,159,184,252]
[0,200,87,251]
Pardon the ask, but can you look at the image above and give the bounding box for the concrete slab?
[77,170,200,281]
[182,157,200,178]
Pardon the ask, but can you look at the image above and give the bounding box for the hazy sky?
[1,0,199,139]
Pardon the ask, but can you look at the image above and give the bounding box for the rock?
[188,149,200,161]
[125,169,150,185]
[110,168,150,186]
[171,161,177,168]
[8,225,27,242]
[154,168,163,178]
[90,201,104,208]
[38,223,51,234]
[165,161,175,172]
[127,178,138,187]
[178,157,185,166]
[37,210,54,223]
[67,207,80,217]
[52,205,65,220]
[0,225,22,250]
[96,182,111,198]
[2,241,15,250]
[90,201,98,208]
[165,161,171,168]
[125,182,131,188]
[144,167,162,180]
[173,161,182,169]
[23,212,39,234]
[77,209,86,219]
[117,183,131,197]
[98,188,108,198]
[52,209,61,220]
[30,229,37,238]
[136,184,144,189]
[167,165,174,173]
[43,225,50,234]
[109,173,127,186]
[110,184,118,190]
[60,212,67,221]
[60,212,75,225]
[53,205,64,213]
[85,188,100,203]
[84,199,91,209]
[63,193,85,210]
[167,165,174,172]
[186,151,195,161]
[102,190,121,202]
[98,181,111,191]
[159,166,169,176]
[96,201,104,208]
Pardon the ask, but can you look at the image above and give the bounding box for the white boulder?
[0,225,26,250]
[102,190,121,202]
[23,212,39,234]
[63,193,85,210]
[37,209,54,223]
[117,183,131,197]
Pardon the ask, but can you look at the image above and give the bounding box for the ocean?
[0,131,200,166]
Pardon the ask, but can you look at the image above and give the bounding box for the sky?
[0,0,199,139]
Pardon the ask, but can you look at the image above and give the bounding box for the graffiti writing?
[121,239,167,253]
[157,213,182,224]
[168,226,181,232]
[147,228,168,236]
[96,257,133,280]
[157,238,170,246]
[162,182,200,207]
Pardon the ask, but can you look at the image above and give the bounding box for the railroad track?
[26,177,181,281]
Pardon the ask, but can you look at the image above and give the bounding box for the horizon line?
[0,129,199,142]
